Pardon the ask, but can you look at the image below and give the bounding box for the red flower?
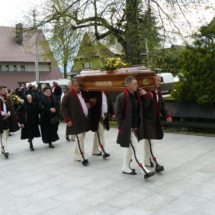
[138,163,142,167]
[130,159,132,162]
[80,152,83,155]
[153,157,156,161]
[100,145,104,148]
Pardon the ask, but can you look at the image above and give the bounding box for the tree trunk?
[63,63,67,78]
[125,0,142,65]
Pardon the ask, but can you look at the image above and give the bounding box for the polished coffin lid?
[75,65,155,91]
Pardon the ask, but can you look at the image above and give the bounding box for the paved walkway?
[0,123,215,215]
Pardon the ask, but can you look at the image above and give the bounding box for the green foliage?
[171,24,215,106]
[27,0,212,70]
[154,46,183,75]
[161,51,181,76]
[139,8,163,69]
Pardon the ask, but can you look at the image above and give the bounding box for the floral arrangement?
[10,94,24,106]
[100,57,130,72]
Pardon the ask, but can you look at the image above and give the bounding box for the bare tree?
[25,0,215,65]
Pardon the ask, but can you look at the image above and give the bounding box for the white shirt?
[101,91,108,113]
[155,89,159,102]
[61,92,65,102]
[0,96,11,116]
[77,92,88,116]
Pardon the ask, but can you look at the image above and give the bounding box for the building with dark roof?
[0,25,62,89]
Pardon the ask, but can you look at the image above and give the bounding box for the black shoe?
[144,171,155,179]
[66,136,70,141]
[145,159,154,167]
[92,152,102,156]
[122,171,137,175]
[103,153,110,158]
[4,152,9,159]
[49,144,55,148]
[82,159,89,166]
[30,147,34,151]
[130,168,136,172]
[155,165,164,172]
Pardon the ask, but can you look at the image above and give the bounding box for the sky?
[0,0,44,27]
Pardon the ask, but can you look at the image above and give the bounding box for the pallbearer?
[61,80,90,166]
[115,76,155,179]
[88,91,115,158]
[143,75,172,172]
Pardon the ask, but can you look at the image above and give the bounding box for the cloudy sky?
[0,0,44,26]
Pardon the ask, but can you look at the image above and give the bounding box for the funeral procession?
[1,0,215,214]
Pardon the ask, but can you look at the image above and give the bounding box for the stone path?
[0,123,215,215]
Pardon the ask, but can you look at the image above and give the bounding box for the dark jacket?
[88,91,115,132]
[0,96,19,134]
[21,88,27,99]
[115,89,150,147]
[52,85,62,101]
[61,89,89,135]
[37,90,44,102]
[39,95,59,143]
[18,102,40,139]
[142,89,172,139]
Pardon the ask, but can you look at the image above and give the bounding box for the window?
[83,61,92,69]
[5,65,9,71]
[13,65,17,71]
[48,62,51,71]
[21,65,25,71]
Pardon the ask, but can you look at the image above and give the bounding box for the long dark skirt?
[40,118,59,144]
[21,124,41,140]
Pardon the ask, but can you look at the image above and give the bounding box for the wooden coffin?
[74,65,155,91]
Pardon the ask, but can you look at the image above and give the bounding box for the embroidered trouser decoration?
[96,131,107,155]
[92,120,107,154]
[75,134,86,161]
[130,130,150,174]
[130,141,147,174]
[146,139,161,168]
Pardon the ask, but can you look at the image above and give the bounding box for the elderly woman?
[39,86,59,148]
[19,94,40,151]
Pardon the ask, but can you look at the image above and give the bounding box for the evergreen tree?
[171,23,215,106]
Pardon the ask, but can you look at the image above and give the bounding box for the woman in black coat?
[39,86,59,148]
[19,94,40,151]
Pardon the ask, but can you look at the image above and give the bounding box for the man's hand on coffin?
[86,103,91,109]
[137,88,147,96]
[67,121,73,127]
[148,92,153,97]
